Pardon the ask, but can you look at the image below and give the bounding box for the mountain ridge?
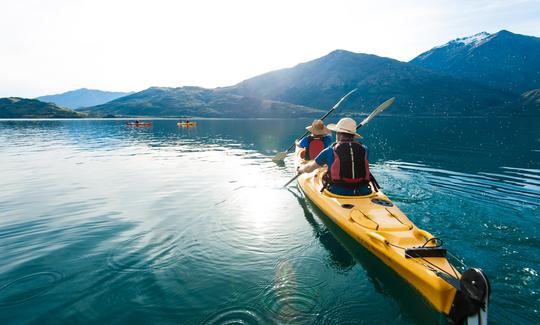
[37,88,132,109]
[82,48,534,117]
[225,49,520,116]
[410,30,540,94]
[0,97,86,118]
[80,86,325,118]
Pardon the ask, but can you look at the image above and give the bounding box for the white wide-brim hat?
[327,117,362,138]
[305,119,331,136]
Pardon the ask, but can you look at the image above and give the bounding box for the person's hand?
[297,165,304,174]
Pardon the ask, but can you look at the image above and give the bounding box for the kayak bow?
[294,149,490,324]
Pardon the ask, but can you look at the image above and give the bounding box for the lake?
[0,117,538,324]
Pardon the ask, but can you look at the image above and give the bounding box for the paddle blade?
[331,88,358,110]
[358,97,395,128]
[272,151,289,162]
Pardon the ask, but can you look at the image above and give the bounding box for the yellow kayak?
[177,122,197,127]
[294,148,489,324]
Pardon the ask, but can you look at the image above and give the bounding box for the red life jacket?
[328,140,370,187]
[305,136,325,160]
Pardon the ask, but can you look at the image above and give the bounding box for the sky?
[1,0,539,98]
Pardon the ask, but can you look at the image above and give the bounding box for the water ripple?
[106,226,201,273]
[261,256,328,323]
[0,271,63,307]
[209,188,312,259]
[381,161,540,210]
[314,300,381,324]
[201,306,266,325]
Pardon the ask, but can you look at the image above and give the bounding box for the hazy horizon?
[2,0,539,98]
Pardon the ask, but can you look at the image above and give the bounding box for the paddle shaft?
[283,173,301,188]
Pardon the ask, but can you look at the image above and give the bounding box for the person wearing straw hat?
[298,117,372,196]
[296,119,333,160]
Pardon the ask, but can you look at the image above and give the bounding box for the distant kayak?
[126,122,152,126]
[177,122,197,127]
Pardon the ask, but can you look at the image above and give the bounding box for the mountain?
[36,88,132,109]
[0,97,86,118]
[227,50,519,116]
[410,30,540,94]
[83,46,537,118]
[81,86,324,117]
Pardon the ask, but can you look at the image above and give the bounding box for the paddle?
[271,88,358,162]
[357,97,395,129]
[283,173,301,188]
[283,96,396,188]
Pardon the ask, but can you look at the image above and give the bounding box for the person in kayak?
[297,117,372,196]
[296,119,333,160]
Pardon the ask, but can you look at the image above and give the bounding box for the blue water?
[0,117,538,324]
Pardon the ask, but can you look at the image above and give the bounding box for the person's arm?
[298,160,321,174]
[323,135,333,148]
[298,147,328,174]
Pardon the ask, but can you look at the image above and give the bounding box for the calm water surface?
[0,117,538,324]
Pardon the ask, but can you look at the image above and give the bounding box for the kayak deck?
[295,152,459,315]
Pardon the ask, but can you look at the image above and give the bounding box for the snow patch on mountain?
[453,32,491,46]
[430,32,492,50]
[414,32,495,61]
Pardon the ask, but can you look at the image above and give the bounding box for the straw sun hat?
[305,119,331,136]
[327,118,363,138]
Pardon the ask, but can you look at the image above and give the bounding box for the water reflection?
[288,188,355,272]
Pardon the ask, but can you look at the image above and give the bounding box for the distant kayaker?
[297,117,371,196]
[296,119,332,160]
